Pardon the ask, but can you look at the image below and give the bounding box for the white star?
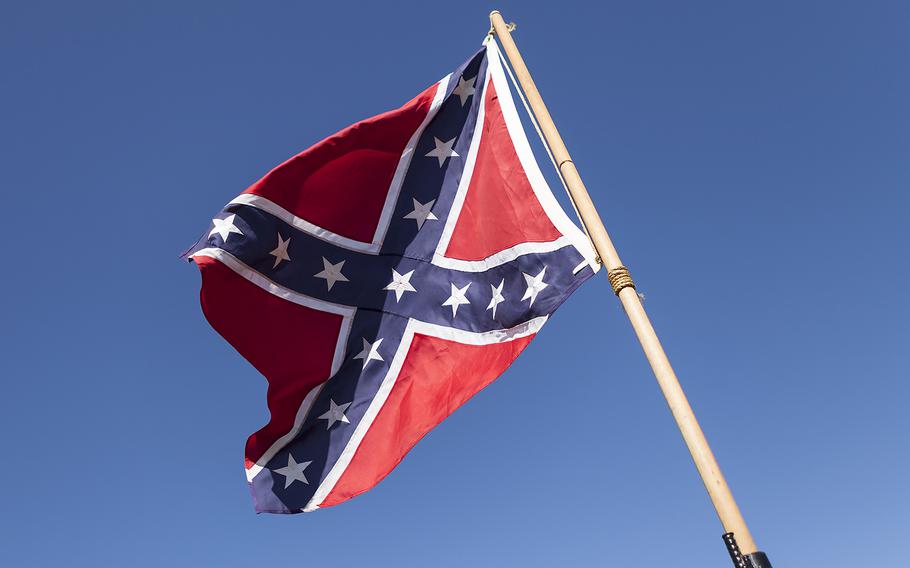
[487,278,506,319]
[452,75,476,106]
[273,453,312,489]
[425,136,459,167]
[402,198,438,228]
[521,266,549,307]
[353,337,384,369]
[209,214,243,242]
[442,282,472,318]
[384,269,417,302]
[317,399,351,430]
[314,257,348,291]
[269,233,291,268]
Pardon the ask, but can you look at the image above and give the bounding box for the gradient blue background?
[2,2,907,566]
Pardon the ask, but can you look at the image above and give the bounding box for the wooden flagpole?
[489,11,770,566]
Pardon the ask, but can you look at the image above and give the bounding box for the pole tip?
[489,10,501,20]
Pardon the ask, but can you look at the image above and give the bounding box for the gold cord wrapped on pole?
[607,266,635,296]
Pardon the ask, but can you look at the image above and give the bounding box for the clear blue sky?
[2,1,907,566]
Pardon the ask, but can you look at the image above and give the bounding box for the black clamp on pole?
[723,532,773,568]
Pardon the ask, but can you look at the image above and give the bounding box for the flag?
[184,37,599,513]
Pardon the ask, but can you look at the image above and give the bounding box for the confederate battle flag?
[184,37,599,513]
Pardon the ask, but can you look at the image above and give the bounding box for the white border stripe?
[432,38,599,273]
[245,384,325,482]
[434,61,490,259]
[192,248,355,318]
[191,248,355,481]
[485,40,599,270]
[371,74,452,246]
[228,194,377,253]
[229,76,451,256]
[303,315,548,511]
[433,237,574,272]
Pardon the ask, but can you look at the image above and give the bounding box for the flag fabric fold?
[185,38,598,513]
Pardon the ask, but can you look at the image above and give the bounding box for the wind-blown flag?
[184,38,599,513]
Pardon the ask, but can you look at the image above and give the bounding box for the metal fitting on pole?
[723,533,773,568]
